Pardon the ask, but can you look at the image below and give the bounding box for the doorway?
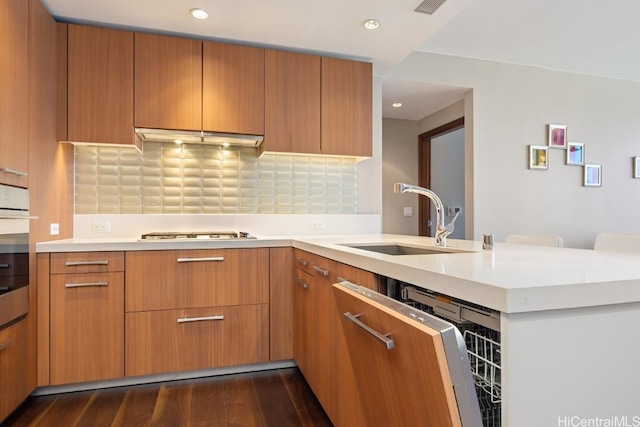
[418,118,465,238]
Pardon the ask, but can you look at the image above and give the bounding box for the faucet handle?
[445,210,461,234]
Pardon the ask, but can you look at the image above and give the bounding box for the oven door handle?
[0,215,38,220]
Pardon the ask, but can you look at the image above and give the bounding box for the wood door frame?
[418,117,465,236]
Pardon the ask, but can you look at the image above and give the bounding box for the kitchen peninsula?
[36,234,640,426]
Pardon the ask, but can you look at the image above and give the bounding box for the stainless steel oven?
[0,184,29,329]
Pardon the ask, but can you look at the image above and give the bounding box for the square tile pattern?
[75,143,358,214]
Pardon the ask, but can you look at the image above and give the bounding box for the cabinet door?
[269,247,293,361]
[134,33,202,131]
[293,268,315,384]
[125,249,269,312]
[67,25,136,147]
[202,42,264,135]
[0,0,28,187]
[333,283,462,427]
[50,272,124,385]
[321,57,372,157]
[0,319,29,423]
[264,50,321,154]
[126,304,269,377]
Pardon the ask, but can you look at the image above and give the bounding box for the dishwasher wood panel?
[333,284,462,427]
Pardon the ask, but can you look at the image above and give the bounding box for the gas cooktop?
[139,231,255,240]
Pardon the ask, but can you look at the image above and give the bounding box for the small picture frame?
[548,124,567,149]
[566,142,584,166]
[584,164,602,187]
[529,145,548,170]
[634,157,640,178]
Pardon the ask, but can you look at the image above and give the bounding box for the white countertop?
[37,234,640,314]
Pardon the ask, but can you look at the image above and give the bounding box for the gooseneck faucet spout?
[394,183,459,247]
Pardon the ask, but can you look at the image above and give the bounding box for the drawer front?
[125,304,269,377]
[49,272,125,385]
[125,248,269,312]
[293,249,314,275]
[50,251,124,274]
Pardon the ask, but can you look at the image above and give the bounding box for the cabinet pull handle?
[1,167,28,177]
[177,315,224,323]
[296,258,308,266]
[65,281,108,288]
[295,278,309,289]
[177,256,224,263]
[344,312,395,350]
[0,263,9,268]
[0,341,12,352]
[312,265,329,276]
[65,260,109,266]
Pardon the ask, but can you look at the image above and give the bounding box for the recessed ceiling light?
[362,19,380,30]
[392,102,403,108]
[190,8,209,20]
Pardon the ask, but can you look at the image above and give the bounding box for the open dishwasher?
[334,280,484,426]
[385,277,502,427]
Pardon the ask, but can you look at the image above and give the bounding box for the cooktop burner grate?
[140,231,254,240]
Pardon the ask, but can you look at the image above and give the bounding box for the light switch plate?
[50,223,59,235]
[403,207,413,217]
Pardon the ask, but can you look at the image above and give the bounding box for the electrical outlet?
[50,223,59,235]
[92,221,111,233]
[311,220,325,231]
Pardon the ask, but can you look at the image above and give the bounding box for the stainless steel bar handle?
[0,341,12,352]
[295,258,308,266]
[65,260,109,266]
[295,278,309,289]
[65,281,108,288]
[177,315,224,323]
[177,256,224,263]
[1,167,28,177]
[344,312,395,350]
[0,263,9,268]
[312,265,329,276]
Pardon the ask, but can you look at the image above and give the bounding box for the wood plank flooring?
[3,368,333,427]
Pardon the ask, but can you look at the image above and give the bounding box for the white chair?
[593,232,640,253]
[504,234,564,248]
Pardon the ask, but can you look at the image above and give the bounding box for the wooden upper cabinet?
[134,33,202,131]
[202,42,264,135]
[321,57,372,157]
[264,50,321,154]
[66,25,137,147]
[0,0,28,187]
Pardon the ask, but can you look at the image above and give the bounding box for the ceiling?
[41,0,640,121]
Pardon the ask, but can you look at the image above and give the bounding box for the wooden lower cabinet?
[0,319,30,423]
[293,250,378,427]
[125,304,269,377]
[49,271,124,385]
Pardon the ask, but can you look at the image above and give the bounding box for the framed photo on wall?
[566,142,584,165]
[584,164,602,187]
[634,157,640,178]
[529,145,548,170]
[548,124,567,149]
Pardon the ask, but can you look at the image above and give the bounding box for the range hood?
[134,128,264,148]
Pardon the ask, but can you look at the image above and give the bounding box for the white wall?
[381,118,419,234]
[431,128,465,239]
[388,52,640,248]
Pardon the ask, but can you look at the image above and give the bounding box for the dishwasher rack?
[387,279,502,427]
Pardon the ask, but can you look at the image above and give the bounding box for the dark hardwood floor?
[3,368,333,427]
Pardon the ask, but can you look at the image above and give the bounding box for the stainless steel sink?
[341,243,466,256]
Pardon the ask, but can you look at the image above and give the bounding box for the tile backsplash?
[74,142,358,215]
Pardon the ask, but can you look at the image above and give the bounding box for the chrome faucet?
[394,183,460,246]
